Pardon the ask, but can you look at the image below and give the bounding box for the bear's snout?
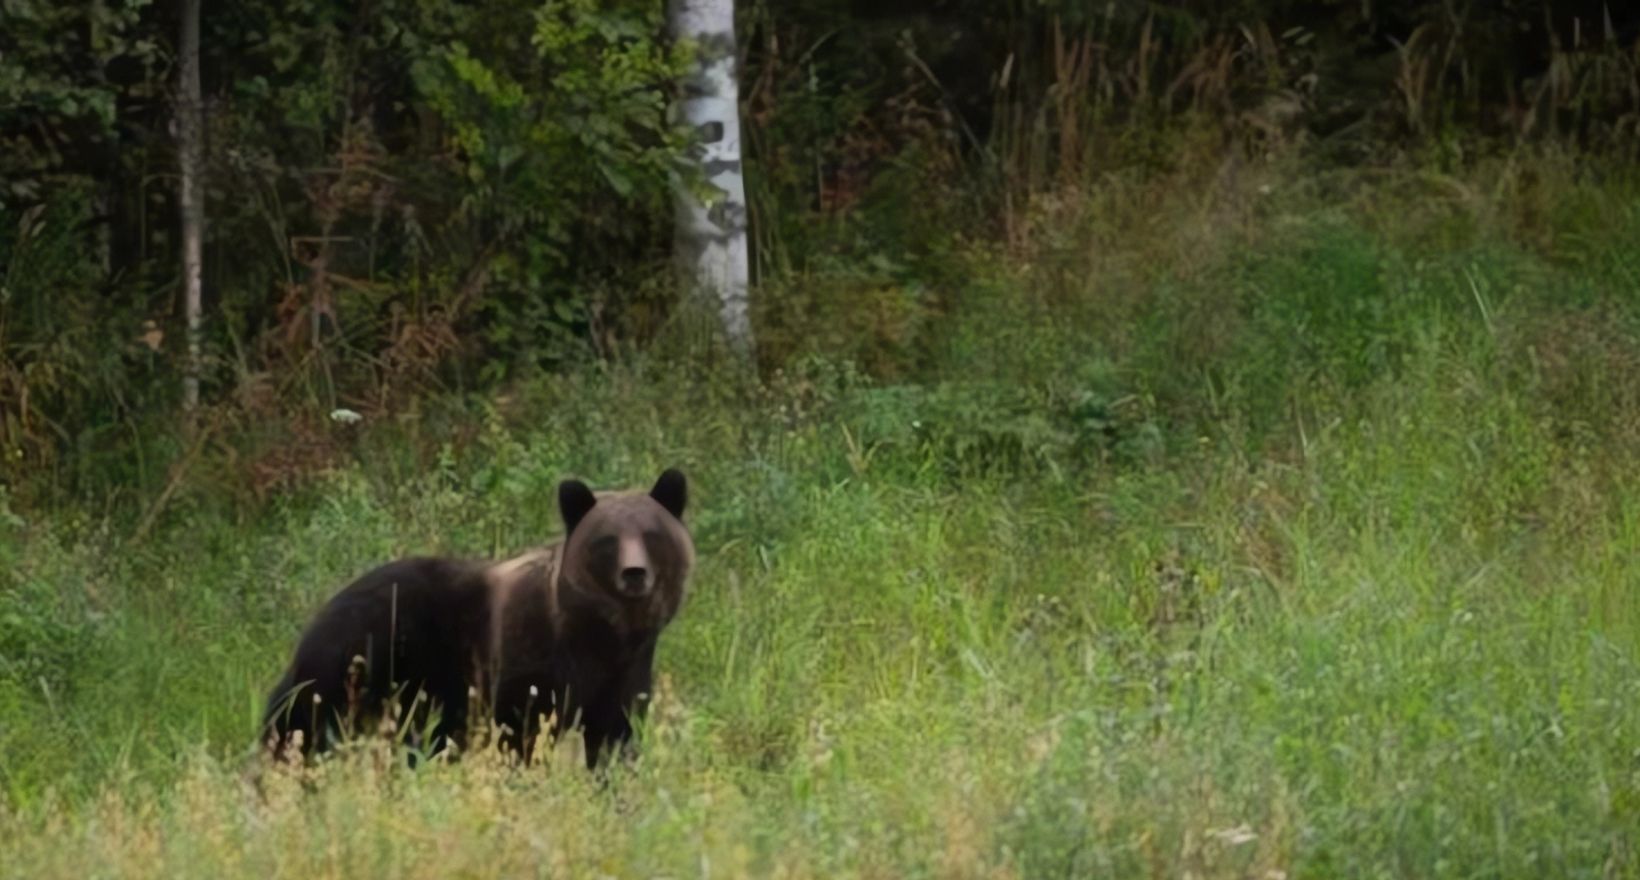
[619,566,653,596]
[615,533,655,596]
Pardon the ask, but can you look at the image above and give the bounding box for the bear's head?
[555,468,695,635]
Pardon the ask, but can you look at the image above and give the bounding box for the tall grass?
[2,153,1638,877]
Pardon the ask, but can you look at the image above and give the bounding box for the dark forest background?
[3,0,1638,509]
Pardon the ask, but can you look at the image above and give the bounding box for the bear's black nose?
[620,566,650,595]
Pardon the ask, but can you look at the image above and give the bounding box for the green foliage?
[0,0,160,205]
[3,5,1640,872]
[1,190,166,487]
[4,166,1640,876]
[415,0,687,242]
[0,532,99,701]
[4,0,1640,498]
[0,0,704,496]
[390,0,694,380]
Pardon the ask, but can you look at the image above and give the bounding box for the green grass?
[2,158,1639,878]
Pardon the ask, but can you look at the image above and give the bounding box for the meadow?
[2,153,1638,878]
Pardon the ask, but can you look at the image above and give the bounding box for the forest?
[3,1,1640,876]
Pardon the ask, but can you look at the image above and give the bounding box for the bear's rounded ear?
[650,468,687,520]
[558,479,598,535]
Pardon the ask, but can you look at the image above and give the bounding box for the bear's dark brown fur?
[261,469,693,767]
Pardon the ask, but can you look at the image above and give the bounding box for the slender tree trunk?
[178,0,204,411]
[669,0,752,356]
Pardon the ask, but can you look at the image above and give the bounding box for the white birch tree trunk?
[669,0,752,355]
[178,0,204,411]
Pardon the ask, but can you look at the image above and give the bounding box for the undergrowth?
[2,153,1639,878]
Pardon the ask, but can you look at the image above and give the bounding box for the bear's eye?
[587,535,619,561]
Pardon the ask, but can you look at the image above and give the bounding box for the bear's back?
[270,557,493,726]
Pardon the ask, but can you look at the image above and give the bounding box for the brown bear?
[261,469,694,768]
